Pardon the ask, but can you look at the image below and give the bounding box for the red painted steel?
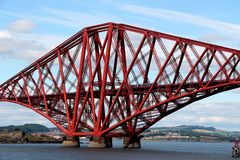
[0,22,240,138]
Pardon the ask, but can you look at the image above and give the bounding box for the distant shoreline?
[0,130,62,144]
[142,139,231,143]
[0,124,239,144]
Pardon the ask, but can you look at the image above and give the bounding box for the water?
[0,141,234,160]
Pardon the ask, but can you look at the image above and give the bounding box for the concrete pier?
[123,137,141,148]
[89,137,112,148]
[63,136,80,147]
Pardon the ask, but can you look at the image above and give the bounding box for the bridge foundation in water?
[123,137,141,149]
[62,136,80,147]
[89,137,112,148]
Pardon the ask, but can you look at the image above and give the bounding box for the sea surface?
[0,141,234,160]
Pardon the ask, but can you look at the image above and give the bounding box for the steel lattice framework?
[0,22,240,138]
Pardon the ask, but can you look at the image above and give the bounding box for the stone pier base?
[62,136,80,147]
[89,137,112,148]
[123,137,141,148]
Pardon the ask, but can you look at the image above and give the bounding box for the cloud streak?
[0,19,66,61]
[119,3,240,39]
[157,100,240,131]
[8,19,36,33]
[0,103,53,127]
[0,7,122,30]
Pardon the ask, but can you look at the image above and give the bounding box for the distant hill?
[151,125,216,133]
[144,125,240,142]
[0,124,240,142]
[0,124,49,133]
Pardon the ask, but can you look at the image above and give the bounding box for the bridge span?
[1,22,240,148]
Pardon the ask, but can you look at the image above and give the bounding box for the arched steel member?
[1,22,240,148]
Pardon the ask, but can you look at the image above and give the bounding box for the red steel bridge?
[0,22,240,148]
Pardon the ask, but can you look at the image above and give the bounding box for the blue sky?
[1,0,240,130]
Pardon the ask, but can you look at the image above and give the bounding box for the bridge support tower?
[62,136,80,147]
[123,136,141,149]
[89,136,112,148]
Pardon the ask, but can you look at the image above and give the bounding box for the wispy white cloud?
[0,10,75,28]
[0,31,11,38]
[0,19,66,61]
[156,100,240,131]
[119,3,240,39]
[40,7,122,28]
[8,19,36,33]
[0,6,123,61]
[0,35,46,59]
[0,7,122,29]
[197,34,230,43]
[198,116,240,124]
[0,103,53,127]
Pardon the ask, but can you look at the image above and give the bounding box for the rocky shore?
[0,130,63,144]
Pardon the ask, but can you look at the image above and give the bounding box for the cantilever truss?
[0,22,240,138]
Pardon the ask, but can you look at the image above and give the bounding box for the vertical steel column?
[37,64,49,114]
[96,24,113,132]
[72,30,87,131]
[57,49,71,131]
